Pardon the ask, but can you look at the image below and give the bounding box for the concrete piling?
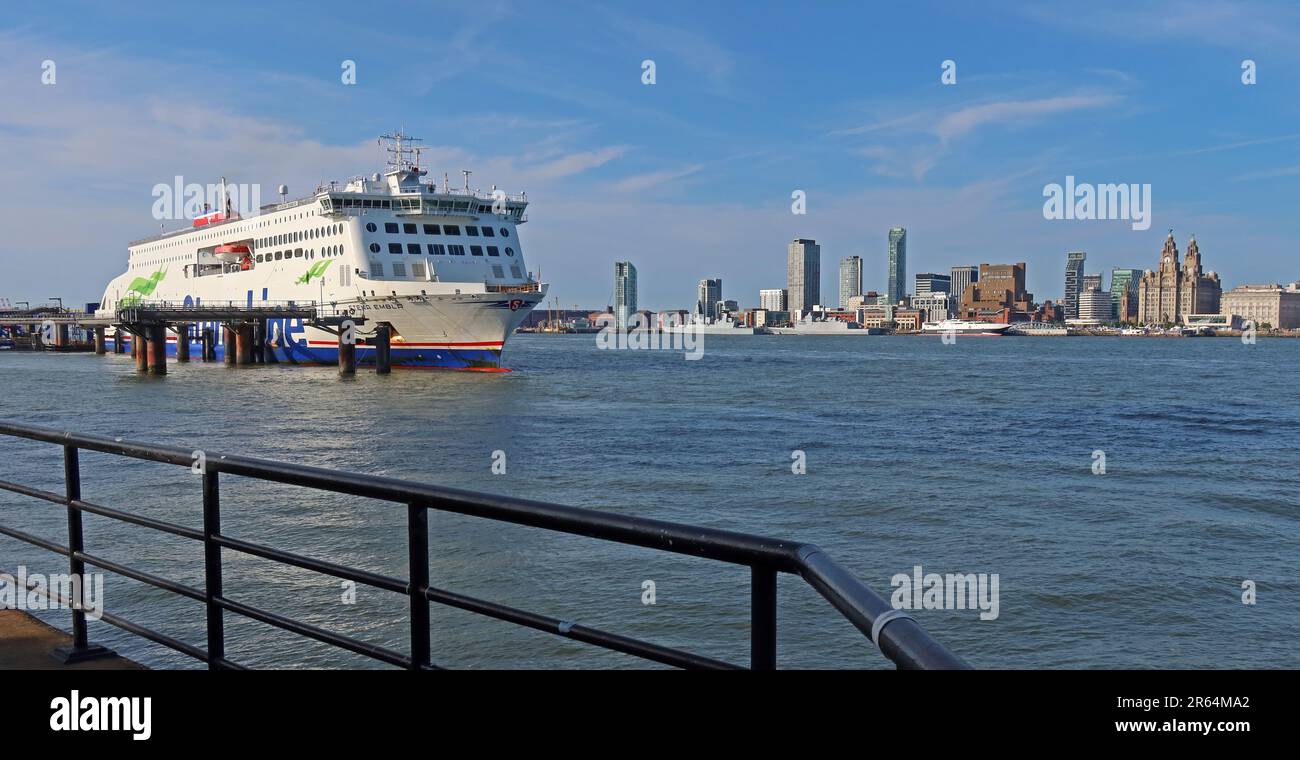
[113,330,125,354]
[338,330,356,376]
[375,324,391,375]
[223,326,236,365]
[93,327,106,355]
[147,325,167,375]
[235,323,253,365]
[175,324,190,362]
[133,333,148,373]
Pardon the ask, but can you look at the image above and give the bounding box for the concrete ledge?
[0,610,145,670]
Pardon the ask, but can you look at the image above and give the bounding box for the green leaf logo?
[296,260,332,285]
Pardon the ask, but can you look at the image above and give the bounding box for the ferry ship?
[920,319,1011,336]
[96,132,546,370]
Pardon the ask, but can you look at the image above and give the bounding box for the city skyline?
[6,2,1300,311]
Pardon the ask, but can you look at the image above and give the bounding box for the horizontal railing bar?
[0,423,803,570]
[0,478,205,541]
[72,498,205,542]
[213,534,408,595]
[76,550,207,604]
[423,585,741,670]
[214,596,411,669]
[0,477,67,507]
[0,522,71,557]
[212,657,247,671]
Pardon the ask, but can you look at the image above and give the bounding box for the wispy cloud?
[611,164,704,193]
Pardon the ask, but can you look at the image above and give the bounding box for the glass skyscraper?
[887,227,907,305]
[1064,251,1086,320]
[839,256,862,309]
[697,278,722,321]
[950,265,978,309]
[787,239,821,314]
[614,261,637,329]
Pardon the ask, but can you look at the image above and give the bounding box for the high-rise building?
[1110,268,1142,322]
[838,256,862,309]
[787,239,821,314]
[914,272,951,296]
[697,278,722,321]
[959,262,1035,320]
[951,265,979,306]
[1064,251,1086,320]
[1083,273,1101,292]
[759,288,788,312]
[1137,233,1222,324]
[614,261,637,329]
[1075,287,1113,324]
[886,227,907,305]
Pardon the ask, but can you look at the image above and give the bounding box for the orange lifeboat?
[214,243,251,263]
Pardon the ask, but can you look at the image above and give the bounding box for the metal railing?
[0,421,967,670]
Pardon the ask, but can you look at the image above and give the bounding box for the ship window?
[380,201,391,208]
[466,226,479,237]
[256,254,264,263]
[449,245,466,256]
[444,225,461,236]
[487,246,500,257]
[470,245,483,256]
[423,224,439,235]
[510,265,523,278]
[428,244,445,255]
[392,262,406,277]
[500,228,509,237]
[366,222,377,233]
[404,223,417,234]
[407,243,421,255]
[363,199,373,208]
[372,262,384,276]
[385,223,399,234]
[482,227,495,237]
[369,243,380,253]
[505,247,514,256]
[388,243,402,254]
[275,251,283,260]
[412,262,426,278]
[295,248,303,258]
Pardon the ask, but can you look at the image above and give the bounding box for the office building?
[759,288,788,312]
[1136,233,1222,324]
[697,278,722,321]
[614,261,637,329]
[1064,251,1086,320]
[951,266,979,307]
[886,227,907,305]
[915,272,951,296]
[1110,268,1142,322]
[839,256,863,309]
[1221,283,1300,329]
[787,239,821,314]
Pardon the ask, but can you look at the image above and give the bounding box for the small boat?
[920,319,1010,336]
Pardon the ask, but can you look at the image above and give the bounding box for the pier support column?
[133,332,148,373]
[375,324,391,375]
[252,320,264,364]
[222,326,236,365]
[54,324,69,349]
[202,328,216,362]
[113,329,125,354]
[93,327,106,355]
[175,324,191,362]
[338,330,356,376]
[235,323,253,365]
[147,325,167,375]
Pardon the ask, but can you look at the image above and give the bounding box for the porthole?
[500,228,509,237]
[505,247,514,256]
[369,243,381,253]
[366,222,377,233]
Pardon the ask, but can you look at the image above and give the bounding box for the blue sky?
[4,0,1300,309]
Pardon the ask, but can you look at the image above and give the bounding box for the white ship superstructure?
[920,319,1011,336]
[97,132,546,370]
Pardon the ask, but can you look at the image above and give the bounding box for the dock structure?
[2,301,382,375]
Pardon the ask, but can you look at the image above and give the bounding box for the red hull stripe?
[305,340,503,348]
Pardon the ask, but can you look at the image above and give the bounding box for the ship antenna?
[462,170,471,193]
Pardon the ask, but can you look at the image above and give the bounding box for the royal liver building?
[1136,232,1221,324]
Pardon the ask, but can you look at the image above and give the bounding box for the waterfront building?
[697,278,722,321]
[886,228,907,305]
[715,299,739,316]
[1136,233,1221,325]
[787,239,821,314]
[1220,283,1300,329]
[614,261,637,329]
[839,256,863,309]
[759,288,788,312]
[959,263,1035,321]
[911,292,953,322]
[951,266,979,307]
[915,272,951,296]
[1064,251,1086,320]
[1071,287,1113,325]
[1083,273,1102,292]
[1110,268,1142,322]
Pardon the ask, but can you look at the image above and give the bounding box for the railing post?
[203,469,225,669]
[51,445,115,663]
[407,503,430,670]
[751,566,777,670]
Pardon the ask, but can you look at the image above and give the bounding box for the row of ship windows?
[369,243,514,257]
[366,222,508,238]
[255,245,345,263]
[368,261,525,279]
[257,224,343,249]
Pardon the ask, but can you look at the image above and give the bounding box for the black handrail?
[0,421,968,669]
